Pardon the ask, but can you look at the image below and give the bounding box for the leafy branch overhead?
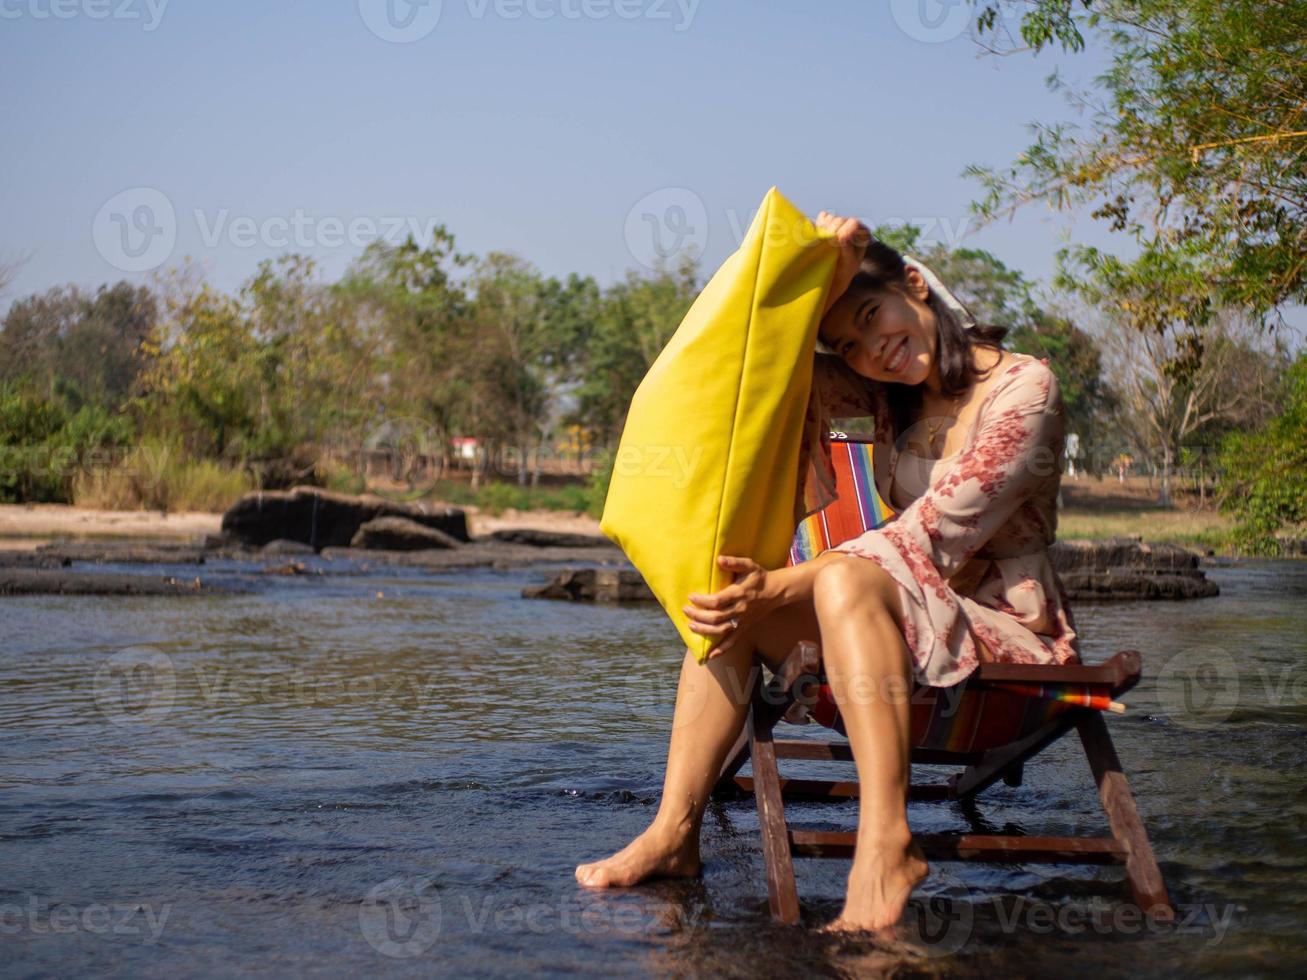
[968,0,1306,318]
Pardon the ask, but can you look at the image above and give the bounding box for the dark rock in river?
[488,528,612,549]
[33,541,206,565]
[351,516,461,551]
[221,486,469,550]
[260,538,317,556]
[263,560,311,576]
[1049,538,1219,600]
[522,567,654,603]
[0,551,72,569]
[0,569,218,596]
[320,540,625,571]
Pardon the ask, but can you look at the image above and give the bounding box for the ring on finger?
[729,617,739,630]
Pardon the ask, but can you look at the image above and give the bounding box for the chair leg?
[713,660,793,798]
[1002,761,1024,787]
[711,724,751,798]
[1076,711,1174,922]
[748,693,800,924]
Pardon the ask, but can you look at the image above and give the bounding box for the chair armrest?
[974,651,1142,698]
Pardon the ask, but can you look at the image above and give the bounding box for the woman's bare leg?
[812,556,928,931]
[575,601,820,888]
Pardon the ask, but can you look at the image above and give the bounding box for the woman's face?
[818,269,937,385]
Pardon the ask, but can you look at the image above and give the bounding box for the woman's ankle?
[647,810,699,850]
[854,819,914,856]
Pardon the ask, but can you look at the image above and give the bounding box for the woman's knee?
[812,555,898,622]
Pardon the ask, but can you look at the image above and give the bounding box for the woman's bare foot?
[575,822,702,888]
[825,836,929,933]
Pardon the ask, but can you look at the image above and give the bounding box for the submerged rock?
[351,516,462,551]
[260,538,316,556]
[221,486,469,550]
[0,569,218,596]
[1048,538,1218,600]
[32,541,206,565]
[522,567,654,603]
[263,560,311,576]
[487,528,612,549]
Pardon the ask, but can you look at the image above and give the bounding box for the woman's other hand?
[816,210,871,315]
[684,555,774,658]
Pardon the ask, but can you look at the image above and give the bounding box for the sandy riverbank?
[0,503,604,550]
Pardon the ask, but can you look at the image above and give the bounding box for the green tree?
[0,383,133,503]
[338,229,475,478]
[140,283,262,461]
[1093,309,1283,504]
[569,257,699,446]
[468,252,556,486]
[1218,352,1307,553]
[970,0,1307,319]
[0,282,156,409]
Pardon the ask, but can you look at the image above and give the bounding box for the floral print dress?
[797,351,1081,688]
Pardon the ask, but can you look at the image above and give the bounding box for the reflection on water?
[1,558,1305,977]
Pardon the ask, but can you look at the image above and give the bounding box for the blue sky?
[2,0,1130,308]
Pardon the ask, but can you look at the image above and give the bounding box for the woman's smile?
[883,336,910,375]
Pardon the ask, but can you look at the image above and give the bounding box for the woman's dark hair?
[848,239,1008,440]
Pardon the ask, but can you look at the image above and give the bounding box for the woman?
[576,212,1081,932]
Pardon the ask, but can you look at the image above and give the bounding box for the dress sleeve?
[831,359,1063,580]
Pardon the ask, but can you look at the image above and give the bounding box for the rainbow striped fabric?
[985,682,1124,714]
[788,436,894,566]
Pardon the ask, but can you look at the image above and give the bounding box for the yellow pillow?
[600,187,836,662]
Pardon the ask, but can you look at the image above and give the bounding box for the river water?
[1,557,1304,977]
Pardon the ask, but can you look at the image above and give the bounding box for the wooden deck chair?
[711,435,1173,925]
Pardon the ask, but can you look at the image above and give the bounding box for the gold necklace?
[924,393,963,451]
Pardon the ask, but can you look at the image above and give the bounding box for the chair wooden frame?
[712,646,1173,926]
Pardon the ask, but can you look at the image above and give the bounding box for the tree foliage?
[0,282,156,409]
[970,0,1307,322]
[0,383,133,502]
[1218,352,1307,553]
[51,229,697,499]
[567,257,699,446]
